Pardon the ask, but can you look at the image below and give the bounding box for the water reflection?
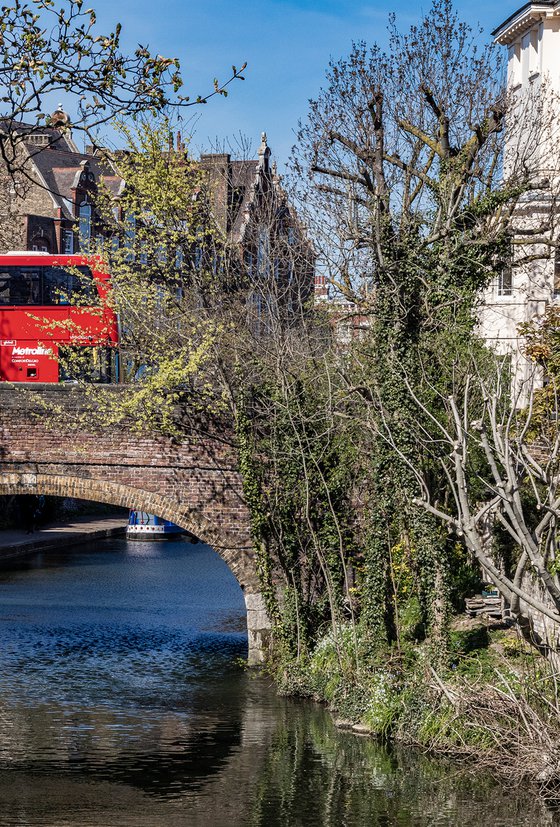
[0,538,555,826]
[243,704,553,827]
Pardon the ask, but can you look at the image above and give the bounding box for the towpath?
[0,514,127,559]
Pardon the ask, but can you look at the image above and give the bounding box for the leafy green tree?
[56,117,230,432]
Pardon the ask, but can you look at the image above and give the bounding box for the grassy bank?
[275,616,560,802]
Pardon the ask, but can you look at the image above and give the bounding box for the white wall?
[480,6,560,401]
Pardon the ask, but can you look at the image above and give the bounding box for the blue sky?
[80,0,512,168]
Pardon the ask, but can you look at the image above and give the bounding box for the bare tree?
[367,349,560,645]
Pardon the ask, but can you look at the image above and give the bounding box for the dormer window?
[62,229,74,254]
[78,170,95,187]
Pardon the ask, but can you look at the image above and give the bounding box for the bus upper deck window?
[43,268,70,304]
[11,269,41,305]
[0,273,10,304]
[0,263,97,306]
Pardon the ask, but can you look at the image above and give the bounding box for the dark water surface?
[0,537,554,827]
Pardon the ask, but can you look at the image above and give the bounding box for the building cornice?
[492,1,560,44]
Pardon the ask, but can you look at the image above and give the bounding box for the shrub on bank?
[275,618,560,798]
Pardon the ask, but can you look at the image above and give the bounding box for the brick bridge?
[0,385,270,663]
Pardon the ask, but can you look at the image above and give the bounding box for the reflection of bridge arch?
[0,386,271,663]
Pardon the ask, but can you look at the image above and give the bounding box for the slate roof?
[10,122,299,255]
[0,119,78,150]
[31,148,114,217]
[3,120,117,218]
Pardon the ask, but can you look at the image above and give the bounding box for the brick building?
[199,133,315,320]
[0,116,314,314]
[0,110,121,254]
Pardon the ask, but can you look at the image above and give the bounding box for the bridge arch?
[0,471,270,663]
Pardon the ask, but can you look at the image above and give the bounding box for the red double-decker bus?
[0,252,118,383]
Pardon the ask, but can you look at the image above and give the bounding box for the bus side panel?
[0,340,59,382]
[0,307,68,341]
[66,307,119,345]
[0,255,118,383]
[0,307,117,346]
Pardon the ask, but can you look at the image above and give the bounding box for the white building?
[478,1,560,397]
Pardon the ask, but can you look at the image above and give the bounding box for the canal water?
[0,537,554,827]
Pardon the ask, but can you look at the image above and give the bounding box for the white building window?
[529,24,542,78]
[498,263,513,296]
[521,32,531,86]
[554,249,560,297]
[508,42,521,87]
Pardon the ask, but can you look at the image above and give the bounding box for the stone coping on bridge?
[0,514,127,559]
[0,381,125,403]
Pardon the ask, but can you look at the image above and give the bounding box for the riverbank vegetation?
[220,0,560,795]
[278,615,560,798]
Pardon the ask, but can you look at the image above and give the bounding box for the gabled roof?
[32,150,114,217]
[0,119,119,217]
[3,119,116,217]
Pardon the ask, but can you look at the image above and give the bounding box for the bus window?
[43,268,71,304]
[43,266,95,305]
[58,345,116,383]
[0,265,96,306]
[9,268,41,305]
[0,272,10,304]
